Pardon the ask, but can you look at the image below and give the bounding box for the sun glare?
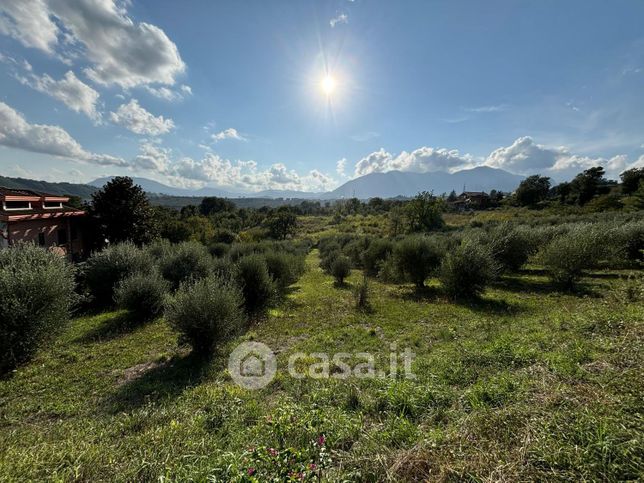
[321,75,336,96]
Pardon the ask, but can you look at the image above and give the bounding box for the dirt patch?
[115,361,166,386]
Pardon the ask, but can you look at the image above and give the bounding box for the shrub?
[343,238,370,268]
[377,256,405,283]
[212,256,236,282]
[485,223,536,272]
[320,247,342,274]
[362,239,394,275]
[165,276,245,355]
[208,242,230,258]
[114,271,169,322]
[236,255,276,313]
[145,238,173,261]
[0,244,76,373]
[354,274,370,310]
[264,252,305,291]
[538,225,605,288]
[440,241,497,299]
[331,255,352,285]
[611,221,644,264]
[393,236,444,288]
[83,242,153,307]
[160,241,212,289]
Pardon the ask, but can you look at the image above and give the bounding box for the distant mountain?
[254,189,323,199]
[0,175,97,198]
[326,167,524,199]
[89,176,241,198]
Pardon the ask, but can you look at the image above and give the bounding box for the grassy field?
[1,250,642,481]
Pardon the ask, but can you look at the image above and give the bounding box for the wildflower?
[317,435,326,446]
[268,447,278,457]
[247,467,256,476]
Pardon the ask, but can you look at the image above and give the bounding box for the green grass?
[1,251,643,481]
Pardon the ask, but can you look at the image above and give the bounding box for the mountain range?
[1,166,523,201]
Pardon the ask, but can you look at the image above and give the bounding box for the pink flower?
[268,447,278,457]
[247,467,256,476]
[317,435,326,446]
[309,463,317,471]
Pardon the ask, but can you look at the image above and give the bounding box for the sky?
[0,0,643,193]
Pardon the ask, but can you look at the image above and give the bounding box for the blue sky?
[0,0,643,192]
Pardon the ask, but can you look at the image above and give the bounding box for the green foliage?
[538,224,605,288]
[89,176,158,245]
[266,210,298,240]
[484,223,536,272]
[165,276,245,355]
[569,167,610,205]
[393,236,444,288]
[160,242,212,289]
[264,252,306,291]
[515,175,551,206]
[207,242,230,258]
[404,191,445,232]
[440,240,497,299]
[83,242,153,308]
[0,244,75,373]
[354,274,370,310]
[331,255,352,285]
[114,271,169,322]
[236,255,276,313]
[199,197,235,216]
[620,167,644,195]
[362,239,394,275]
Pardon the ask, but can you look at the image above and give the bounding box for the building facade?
[0,187,86,260]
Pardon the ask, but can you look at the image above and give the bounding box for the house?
[0,187,87,260]
[448,191,490,211]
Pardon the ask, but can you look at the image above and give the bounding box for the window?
[57,228,68,245]
[38,232,45,246]
[44,201,63,209]
[3,201,31,210]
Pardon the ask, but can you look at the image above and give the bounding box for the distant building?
[0,187,86,260]
[448,191,490,211]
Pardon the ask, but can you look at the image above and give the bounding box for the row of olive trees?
[318,218,643,295]
[0,239,308,373]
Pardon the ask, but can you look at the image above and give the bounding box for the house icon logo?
[228,341,277,389]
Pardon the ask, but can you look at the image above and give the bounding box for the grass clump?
[0,244,76,373]
[165,276,245,356]
[440,240,497,299]
[114,271,170,322]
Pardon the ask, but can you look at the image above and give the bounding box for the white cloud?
[109,99,174,135]
[0,0,58,53]
[17,70,101,121]
[354,146,474,177]
[0,101,125,166]
[464,104,509,113]
[484,136,643,179]
[132,142,171,172]
[336,158,347,177]
[144,84,192,102]
[212,128,246,142]
[330,13,348,28]
[0,0,185,88]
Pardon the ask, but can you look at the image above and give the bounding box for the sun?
[321,74,336,96]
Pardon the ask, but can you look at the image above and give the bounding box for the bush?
[165,276,245,355]
[114,271,169,322]
[393,236,444,288]
[208,242,230,258]
[611,221,644,264]
[83,242,153,308]
[236,255,276,313]
[354,274,370,310]
[440,241,497,299]
[538,225,605,288]
[0,244,76,373]
[160,241,212,289]
[146,238,173,261]
[331,255,352,285]
[264,252,305,291]
[320,247,342,274]
[362,239,394,275]
[212,256,236,282]
[485,223,536,272]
